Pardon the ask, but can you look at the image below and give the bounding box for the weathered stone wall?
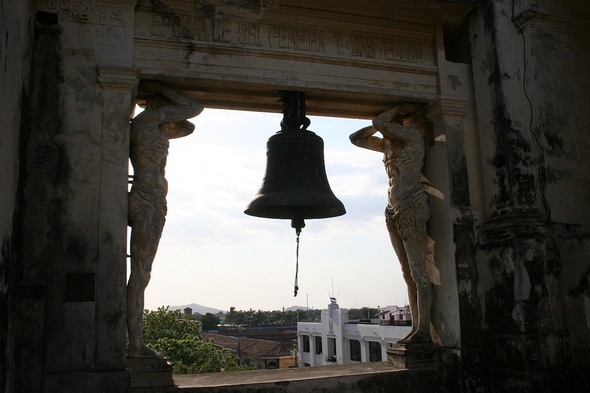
[516,2,590,380]
[470,0,590,391]
[12,0,138,391]
[0,0,34,391]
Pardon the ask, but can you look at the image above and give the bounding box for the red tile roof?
[202,332,295,359]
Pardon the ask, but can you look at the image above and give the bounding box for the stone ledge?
[388,342,440,369]
[173,363,441,392]
[128,357,175,390]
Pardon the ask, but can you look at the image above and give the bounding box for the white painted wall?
[297,306,411,366]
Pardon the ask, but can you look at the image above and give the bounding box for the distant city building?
[203,332,297,369]
[213,326,297,344]
[297,301,411,366]
[378,305,412,326]
[184,307,193,316]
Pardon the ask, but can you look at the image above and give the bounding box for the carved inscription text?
[146,12,429,65]
[44,0,126,26]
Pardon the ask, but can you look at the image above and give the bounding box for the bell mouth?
[244,194,346,220]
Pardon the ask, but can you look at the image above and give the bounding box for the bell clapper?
[294,228,300,297]
[292,214,305,297]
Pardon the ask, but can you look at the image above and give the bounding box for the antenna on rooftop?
[327,278,341,304]
[327,290,336,304]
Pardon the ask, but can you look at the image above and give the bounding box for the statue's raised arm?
[133,82,203,129]
[349,125,385,152]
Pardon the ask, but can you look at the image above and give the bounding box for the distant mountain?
[284,305,308,311]
[169,303,224,315]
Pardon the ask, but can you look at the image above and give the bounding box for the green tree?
[151,336,247,374]
[225,306,238,325]
[142,306,251,374]
[143,306,201,345]
[225,306,248,326]
[221,307,321,327]
[284,310,298,326]
[200,312,220,331]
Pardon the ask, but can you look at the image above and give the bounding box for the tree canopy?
[222,308,321,327]
[142,306,252,374]
[198,312,221,331]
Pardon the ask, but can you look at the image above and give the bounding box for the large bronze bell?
[244,91,346,233]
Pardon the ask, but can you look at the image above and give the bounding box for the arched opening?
[137,107,409,312]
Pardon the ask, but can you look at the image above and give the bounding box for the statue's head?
[399,104,434,148]
[160,120,195,139]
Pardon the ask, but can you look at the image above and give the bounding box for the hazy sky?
[138,108,408,312]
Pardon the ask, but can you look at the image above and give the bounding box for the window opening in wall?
[303,335,310,353]
[327,337,337,362]
[350,339,361,361]
[443,21,471,64]
[36,11,58,25]
[369,341,382,362]
[315,336,322,355]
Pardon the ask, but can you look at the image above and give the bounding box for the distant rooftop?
[203,332,295,358]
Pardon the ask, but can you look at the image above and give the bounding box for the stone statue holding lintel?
[350,105,433,345]
[127,83,203,359]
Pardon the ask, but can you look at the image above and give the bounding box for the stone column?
[360,340,368,363]
[19,1,138,392]
[379,342,389,363]
[297,334,304,366]
[309,334,316,366]
[96,66,138,369]
[406,19,483,387]
[425,96,482,350]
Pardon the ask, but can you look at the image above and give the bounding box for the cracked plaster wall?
[470,0,590,391]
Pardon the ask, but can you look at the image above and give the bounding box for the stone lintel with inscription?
[38,0,133,27]
[132,1,441,117]
[36,0,451,117]
[140,12,434,68]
